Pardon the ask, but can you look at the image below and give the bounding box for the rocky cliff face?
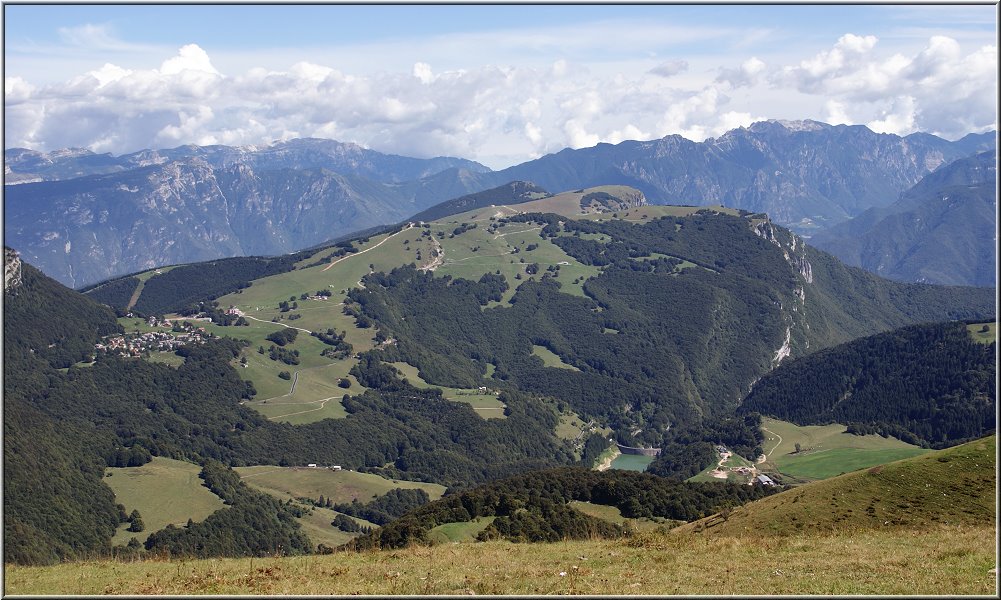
[3,159,435,287]
[5,247,23,292]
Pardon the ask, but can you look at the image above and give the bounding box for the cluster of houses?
[713,444,777,486]
[96,328,208,358]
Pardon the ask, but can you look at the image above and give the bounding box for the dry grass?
[5,525,995,595]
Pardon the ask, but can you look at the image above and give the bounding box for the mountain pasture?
[531,344,580,370]
[234,466,446,505]
[675,435,994,537]
[105,458,226,545]
[967,321,996,345]
[428,516,497,543]
[390,361,506,419]
[759,417,929,482]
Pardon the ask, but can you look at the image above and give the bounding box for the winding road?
[762,426,783,458]
[322,223,414,272]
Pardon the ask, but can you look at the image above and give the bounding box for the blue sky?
[4,3,997,168]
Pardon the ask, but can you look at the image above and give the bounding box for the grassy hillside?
[968,321,997,345]
[674,435,995,537]
[105,458,226,545]
[6,524,994,595]
[234,466,446,505]
[758,417,930,483]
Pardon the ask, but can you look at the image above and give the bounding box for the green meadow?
[531,344,580,370]
[234,466,446,505]
[105,458,226,545]
[427,517,497,543]
[389,362,506,419]
[760,417,929,482]
[967,321,996,345]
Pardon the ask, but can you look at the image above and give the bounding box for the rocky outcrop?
[4,247,23,292]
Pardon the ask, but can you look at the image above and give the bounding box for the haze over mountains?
[811,150,997,287]
[4,120,995,288]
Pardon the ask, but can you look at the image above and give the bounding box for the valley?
[4,4,998,594]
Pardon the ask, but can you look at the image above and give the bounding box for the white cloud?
[563,119,600,148]
[648,59,689,78]
[3,31,995,168]
[4,76,35,104]
[770,34,996,138]
[824,99,853,125]
[160,44,220,76]
[867,96,917,135]
[413,62,434,84]
[88,63,134,87]
[717,57,766,88]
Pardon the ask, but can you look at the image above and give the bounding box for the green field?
[760,417,930,482]
[609,454,654,472]
[555,412,588,441]
[191,316,368,423]
[569,501,675,533]
[234,466,446,505]
[145,351,185,368]
[243,361,361,424]
[427,517,497,543]
[389,362,507,419]
[428,217,601,304]
[530,345,580,371]
[105,458,226,545]
[293,505,379,549]
[967,321,996,345]
[200,226,432,413]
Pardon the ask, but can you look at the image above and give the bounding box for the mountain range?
[810,150,997,286]
[5,121,995,288]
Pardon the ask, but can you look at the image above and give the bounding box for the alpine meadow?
[3,3,997,596]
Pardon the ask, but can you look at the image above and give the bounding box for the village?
[96,316,211,358]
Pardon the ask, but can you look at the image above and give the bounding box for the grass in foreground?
[5,525,994,595]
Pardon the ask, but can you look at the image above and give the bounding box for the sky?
[4,3,998,169]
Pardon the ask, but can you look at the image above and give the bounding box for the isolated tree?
[127,510,145,532]
[794,442,802,454]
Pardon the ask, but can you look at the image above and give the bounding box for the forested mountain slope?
[3,204,994,565]
[739,321,996,447]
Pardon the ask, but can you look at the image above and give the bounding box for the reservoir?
[610,453,654,472]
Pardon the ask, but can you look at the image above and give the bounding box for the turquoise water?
[610,453,654,472]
